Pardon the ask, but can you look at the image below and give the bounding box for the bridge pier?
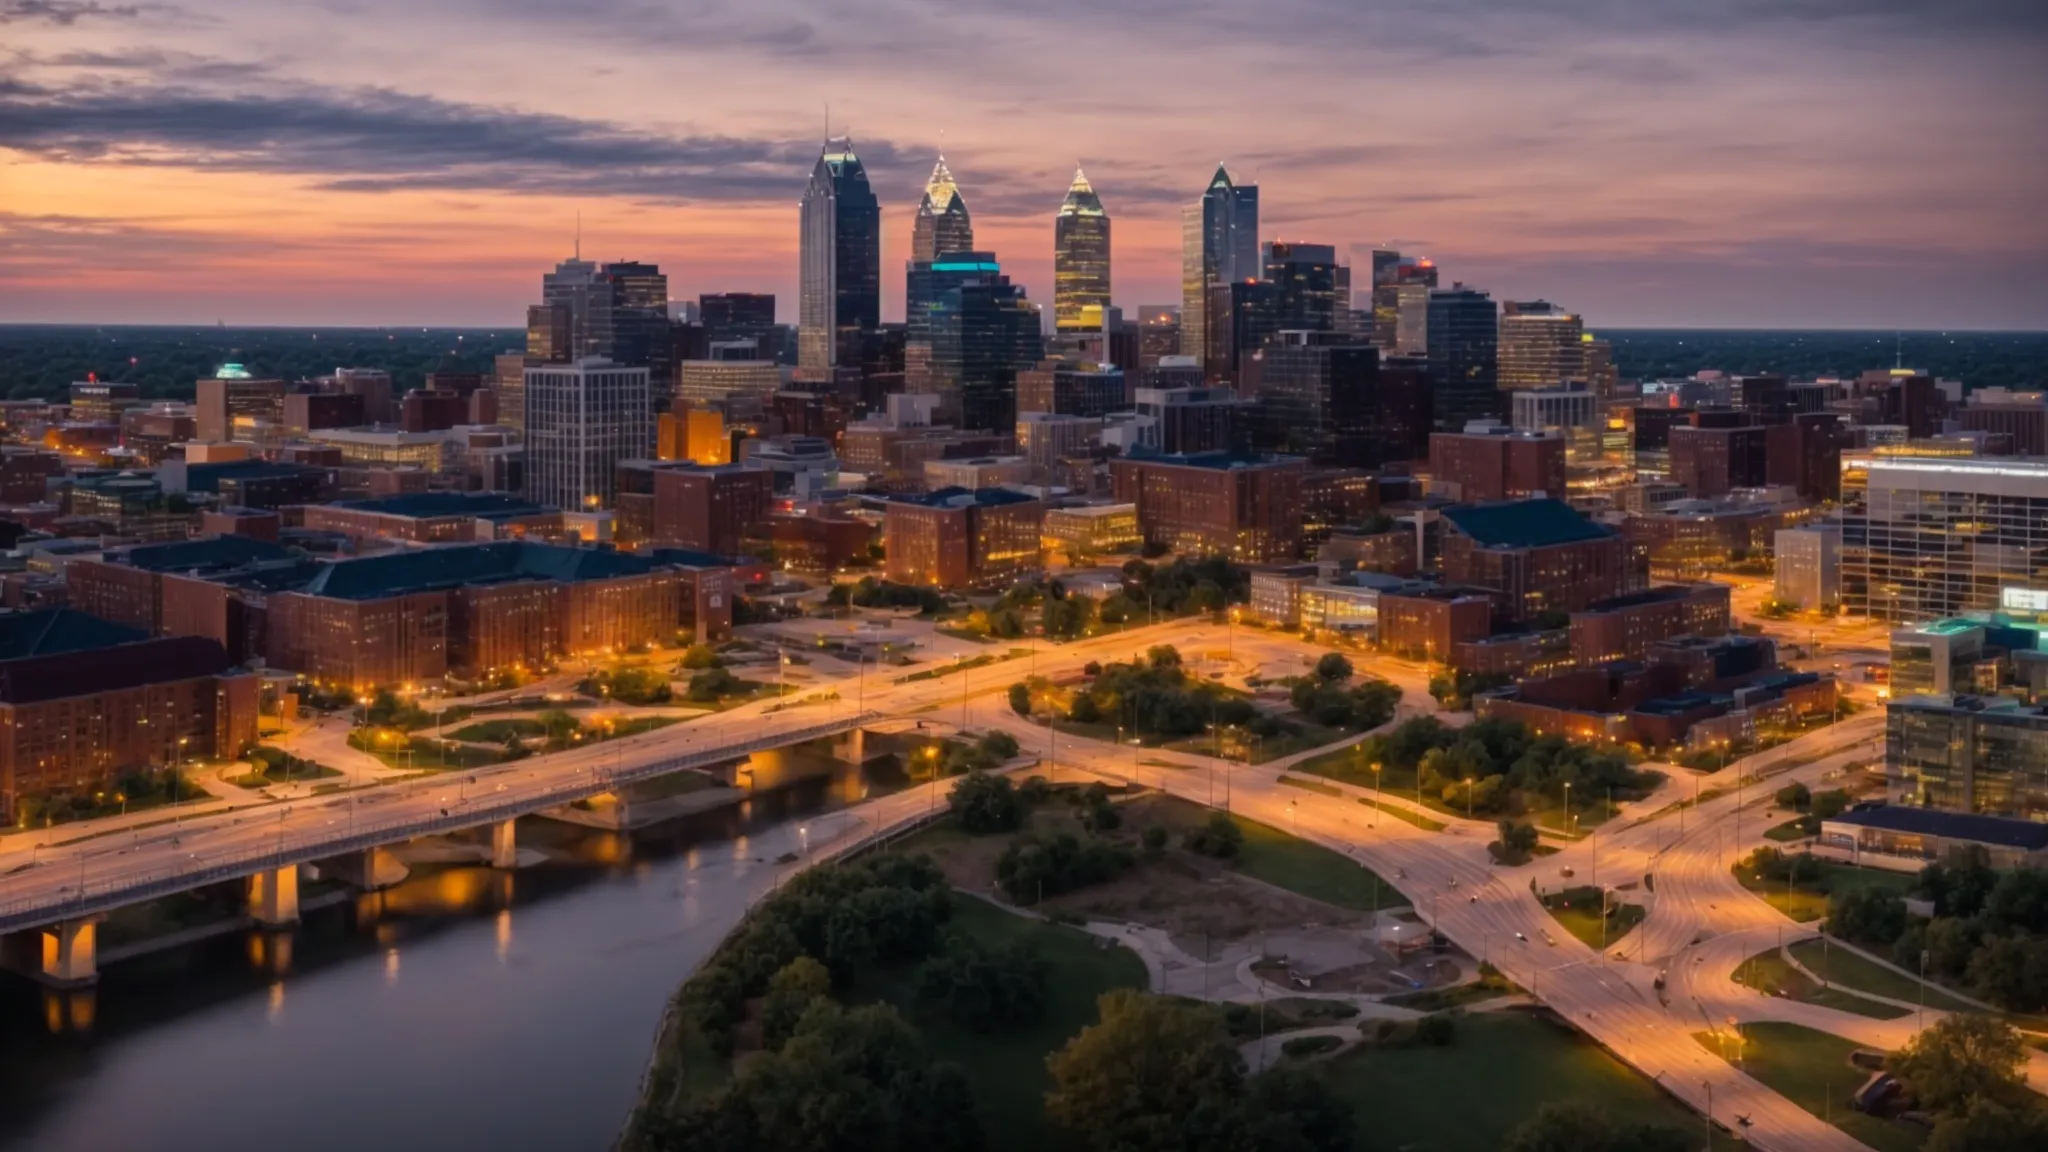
[489,819,518,869]
[248,865,300,927]
[318,847,406,892]
[38,918,101,987]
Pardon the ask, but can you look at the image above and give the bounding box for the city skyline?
[1,0,2045,330]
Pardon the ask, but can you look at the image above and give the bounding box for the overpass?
[0,711,879,985]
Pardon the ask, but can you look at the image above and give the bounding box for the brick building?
[1427,424,1565,502]
[1440,498,1640,624]
[614,461,776,556]
[299,491,560,548]
[1568,583,1730,666]
[1108,451,1306,562]
[766,513,874,573]
[0,610,258,824]
[1375,588,1495,660]
[1667,411,1799,498]
[0,447,64,505]
[266,543,681,689]
[883,488,1043,590]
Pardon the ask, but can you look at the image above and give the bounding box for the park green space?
[1540,885,1646,950]
[849,897,1146,1152]
[1731,947,1911,1019]
[1692,1022,1922,1152]
[1322,1010,1742,1151]
[1224,808,1407,911]
[1734,859,1914,923]
[1787,939,1994,1016]
[1291,739,1626,835]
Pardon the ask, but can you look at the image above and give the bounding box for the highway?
[3,613,1984,1151]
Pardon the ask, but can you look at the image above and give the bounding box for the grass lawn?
[1765,817,1815,842]
[1358,796,1448,832]
[855,897,1146,1152]
[1322,1010,1742,1151]
[1787,938,1986,1015]
[1277,774,1345,798]
[446,717,547,743]
[1733,861,1914,923]
[1227,811,1409,912]
[1540,885,1646,950]
[1383,974,1518,1011]
[1731,947,1911,1020]
[1693,1022,1922,1152]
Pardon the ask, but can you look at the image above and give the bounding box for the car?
[1514,931,1528,942]
[1447,876,1459,888]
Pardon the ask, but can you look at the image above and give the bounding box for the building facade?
[798,136,883,379]
[1426,287,1500,431]
[1054,168,1112,332]
[883,488,1044,590]
[1180,165,1258,374]
[1844,457,2048,622]
[1109,451,1305,562]
[523,357,652,511]
[1887,695,2048,821]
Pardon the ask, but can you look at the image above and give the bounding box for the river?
[0,769,878,1152]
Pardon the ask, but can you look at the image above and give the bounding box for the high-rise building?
[1497,300,1585,392]
[1429,424,1568,502]
[1017,360,1126,419]
[1958,388,2048,456]
[1370,256,1437,350]
[1263,242,1340,334]
[195,366,285,443]
[529,257,671,405]
[1205,278,1280,389]
[911,156,973,263]
[1054,167,1112,332]
[1259,331,1421,467]
[1888,695,2048,821]
[1668,411,1799,498]
[1426,286,1500,430]
[915,255,1040,432]
[1137,306,1180,374]
[1180,165,1258,372]
[1774,524,1843,611]
[798,135,882,380]
[523,357,652,511]
[1133,385,1248,456]
[699,293,777,356]
[1843,456,2048,622]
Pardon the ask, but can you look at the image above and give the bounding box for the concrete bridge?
[0,712,881,986]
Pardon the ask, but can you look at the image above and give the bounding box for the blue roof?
[183,459,326,493]
[1829,805,2048,851]
[1121,449,1303,471]
[119,535,296,573]
[0,609,148,661]
[299,542,661,601]
[1443,499,1612,549]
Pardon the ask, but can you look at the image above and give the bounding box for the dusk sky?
[2,0,2044,330]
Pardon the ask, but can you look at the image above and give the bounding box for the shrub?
[948,771,1023,834]
[1184,811,1244,859]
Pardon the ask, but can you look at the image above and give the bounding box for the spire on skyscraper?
[1060,166,1105,218]
[911,152,973,264]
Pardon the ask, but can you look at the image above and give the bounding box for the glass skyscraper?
[1054,167,1111,332]
[1427,286,1500,430]
[1180,165,1258,374]
[1843,456,2048,622]
[911,156,973,263]
[1263,241,1339,334]
[920,256,1040,433]
[798,135,881,380]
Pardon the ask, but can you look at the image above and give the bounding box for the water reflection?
[0,759,893,1152]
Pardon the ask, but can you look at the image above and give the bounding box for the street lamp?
[1563,781,1573,837]
[1371,761,1383,828]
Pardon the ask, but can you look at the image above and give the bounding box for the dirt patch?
[899,793,1370,944]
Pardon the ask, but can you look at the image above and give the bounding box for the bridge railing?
[0,713,879,936]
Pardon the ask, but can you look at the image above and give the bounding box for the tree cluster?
[1892,852,2048,1012]
[1045,990,1352,1152]
[1740,845,1824,887]
[1492,820,1541,865]
[1427,669,1512,711]
[1891,1015,2048,1152]
[684,666,747,703]
[995,832,1135,904]
[1117,556,1250,617]
[1183,811,1245,859]
[948,770,1026,834]
[673,854,954,1057]
[830,576,948,615]
[582,666,673,705]
[1339,716,1649,820]
[1062,645,1254,740]
[914,934,1049,1031]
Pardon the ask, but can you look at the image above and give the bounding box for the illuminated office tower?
[1263,242,1340,334]
[1843,456,2048,622]
[1497,300,1586,392]
[911,156,973,263]
[1054,167,1112,332]
[798,135,882,380]
[523,357,652,511]
[1180,165,1258,372]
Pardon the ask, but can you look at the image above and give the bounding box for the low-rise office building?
[1819,805,2048,871]
[1108,450,1306,563]
[1887,694,2048,821]
[883,488,1043,590]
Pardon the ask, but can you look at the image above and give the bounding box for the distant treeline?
[1,324,2043,403]
[1606,328,2048,392]
[0,325,516,402]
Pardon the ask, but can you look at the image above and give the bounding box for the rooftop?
[1119,449,1304,471]
[298,542,663,601]
[334,491,549,521]
[1827,805,2048,851]
[0,634,237,705]
[0,608,148,661]
[888,486,1040,510]
[1579,584,1724,614]
[1443,498,1613,549]
[113,534,296,574]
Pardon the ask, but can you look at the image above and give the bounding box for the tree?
[1923,845,1998,918]
[1828,887,1907,945]
[914,936,1048,1031]
[823,583,851,608]
[1046,991,1247,1151]
[995,833,1133,902]
[1314,652,1354,682]
[1184,811,1244,859]
[1141,825,1168,857]
[1775,781,1812,809]
[1891,1014,2031,1117]
[1008,682,1033,717]
[1503,1103,1691,1152]
[948,770,1023,834]
[760,956,833,1050]
[1927,1097,2048,1152]
[1234,1064,1354,1152]
[686,667,745,702]
[681,644,723,670]
[1497,819,1540,859]
[1811,788,1852,821]
[979,731,1020,760]
[1147,645,1182,671]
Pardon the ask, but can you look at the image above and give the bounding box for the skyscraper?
[1263,242,1339,334]
[523,357,652,511]
[527,257,672,406]
[1054,167,1112,332]
[1426,286,1500,430]
[1497,300,1586,392]
[1180,165,1258,373]
[911,156,973,264]
[798,135,882,381]
[924,259,1040,433]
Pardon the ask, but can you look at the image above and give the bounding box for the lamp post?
[1372,761,1383,828]
[1563,781,1573,838]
